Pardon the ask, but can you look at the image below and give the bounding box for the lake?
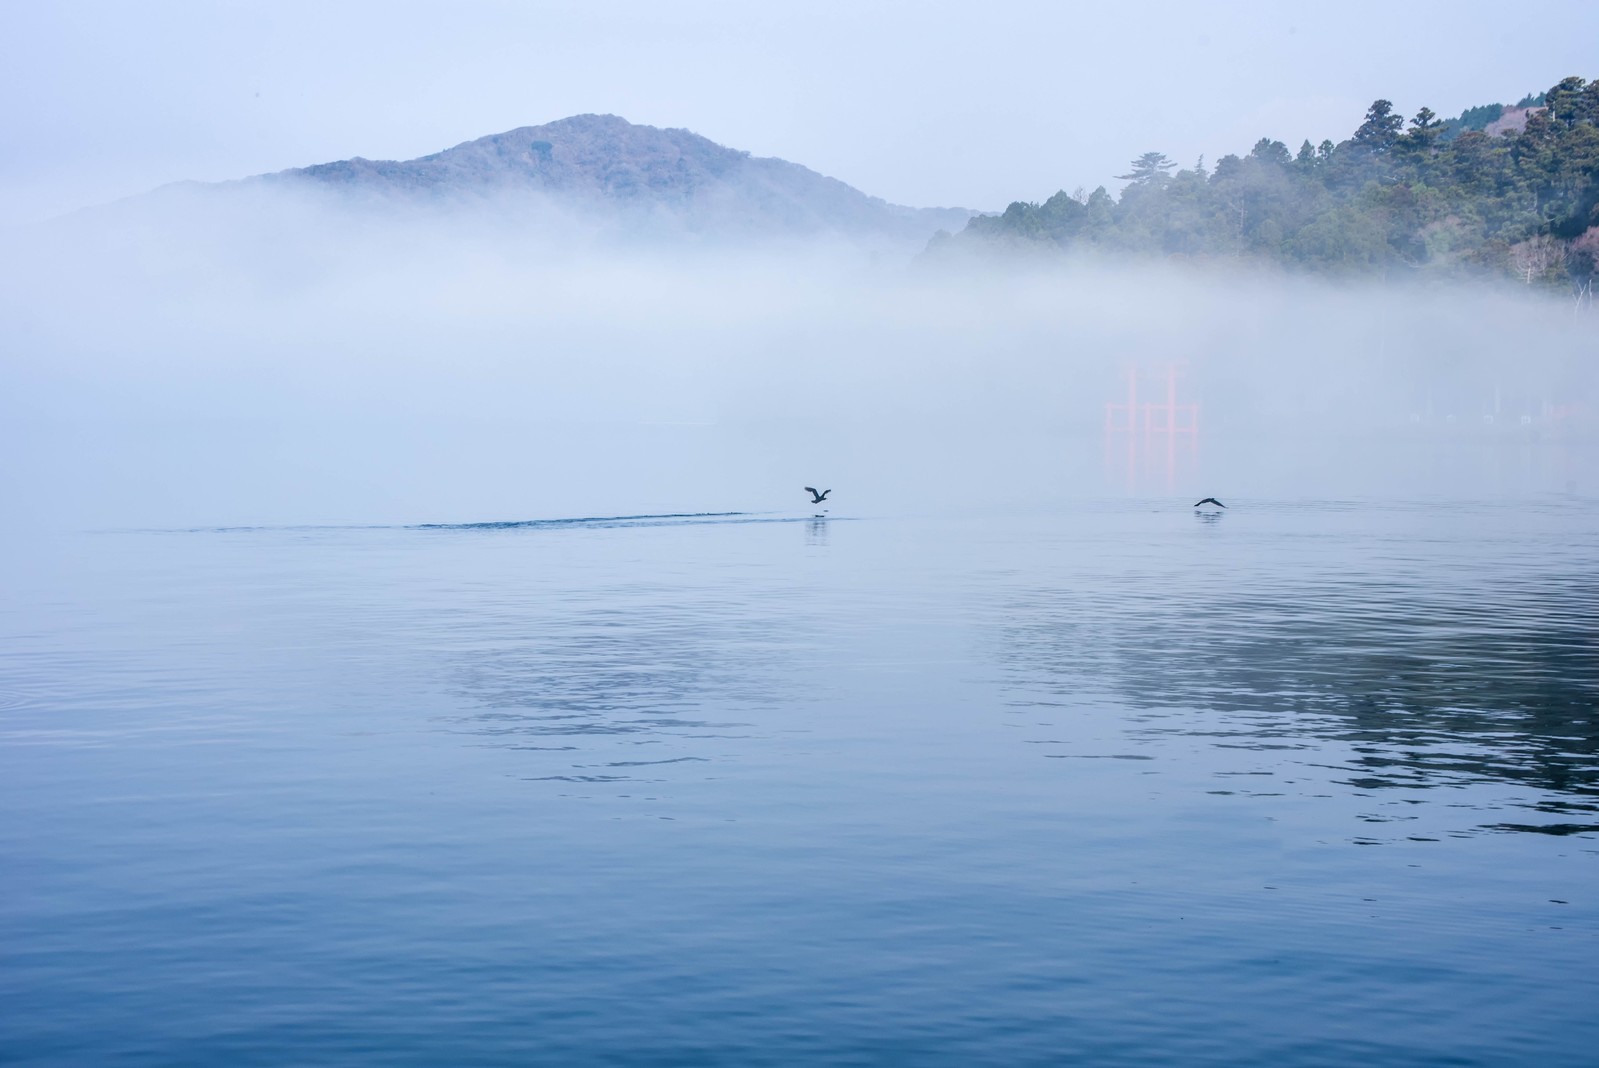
[2,497,1595,1066]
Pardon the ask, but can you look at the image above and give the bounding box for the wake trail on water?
[412,511,756,530]
[153,511,847,534]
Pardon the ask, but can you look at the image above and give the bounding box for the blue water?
[2,500,1596,1066]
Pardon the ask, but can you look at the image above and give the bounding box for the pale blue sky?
[3,1,1595,224]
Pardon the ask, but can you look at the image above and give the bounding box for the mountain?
[245,113,975,246]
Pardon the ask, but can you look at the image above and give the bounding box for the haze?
[3,4,1595,529]
[2,179,1590,530]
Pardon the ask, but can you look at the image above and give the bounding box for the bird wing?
[819,489,831,499]
[1194,497,1223,507]
[804,487,819,495]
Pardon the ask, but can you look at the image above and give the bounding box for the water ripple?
[993,501,1599,836]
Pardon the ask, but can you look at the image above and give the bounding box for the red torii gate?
[1104,362,1201,491]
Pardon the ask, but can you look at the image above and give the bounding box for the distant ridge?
[246,113,976,244]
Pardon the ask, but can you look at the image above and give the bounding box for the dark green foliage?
[1456,103,1504,130]
[1251,138,1293,166]
[1458,104,1503,129]
[1441,103,1505,143]
[1353,99,1405,153]
[1115,152,1176,185]
[944,77,1599,286]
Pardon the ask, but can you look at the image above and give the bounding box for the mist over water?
[4,185,1593,529]
[3,189,1597,1065]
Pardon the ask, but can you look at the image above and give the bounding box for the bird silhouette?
[805,487,832,504]
[1193,497,1226,508]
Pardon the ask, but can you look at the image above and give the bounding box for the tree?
[1510,234,1567,283]
[1401,107,1445,152]
[1084,186,1116,235]
[1353,100,1405,151]
[1250,138,1292,166]
[1570,226,1599,277]
[1116,152,1176,185]
[1544,77,1592,127]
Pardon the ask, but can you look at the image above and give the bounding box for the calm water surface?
[2,499,1596,1066]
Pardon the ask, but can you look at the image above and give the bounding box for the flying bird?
[1193,497,1226,508]
[805,487,832,504]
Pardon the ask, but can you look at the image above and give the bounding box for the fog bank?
[3,186,1594,529]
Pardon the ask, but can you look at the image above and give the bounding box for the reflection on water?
[2,500,1597,1066]
[440,515,841,787]
[997,501,1599,837]
[441,594,792,784]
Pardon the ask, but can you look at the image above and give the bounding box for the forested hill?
[931,76,1599,289]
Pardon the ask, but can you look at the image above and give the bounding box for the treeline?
[933,76,1599,288]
